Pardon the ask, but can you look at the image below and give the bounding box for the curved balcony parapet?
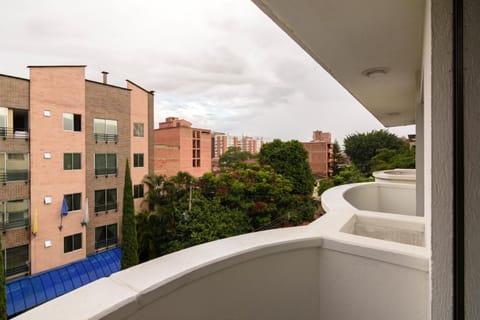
[373,169,416,184]
[321,182,416,216]
[17,208,428,320]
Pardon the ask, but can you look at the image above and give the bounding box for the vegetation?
[318,130,414,198]
[136,159,316,262]
[344,130,408,175]
[121,160,139,269]
[258,139,315,195]
[219,147,256,168]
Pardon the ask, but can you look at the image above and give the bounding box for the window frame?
[63,113,81,132]
[64,193,81,212]
[94,153,117,176]
[64,233,82,253]
[94,223,118,250]
[63,153,81,170]
[133,153,144,167]
[133,123,144,137]
[133,184,144,199]
[94,188,118,212]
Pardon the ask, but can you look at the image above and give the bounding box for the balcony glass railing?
[94,203,118,213]
[2,212,29,230]
[0,127,29,140]
[95,167,118,176]
[94,133,118,143]
[0,170,29,183]
[94,237,118,250]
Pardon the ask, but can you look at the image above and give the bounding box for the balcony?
[0,170,29,183]
[94,203,118,213]
[94,167,118,176]
[0,127,29,140]
[1,213,29,231]
[94,133,118,143]
[16,173,427,320]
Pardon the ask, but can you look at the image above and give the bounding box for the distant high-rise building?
[0,66,153,279]
[302,130,333,179]
[212,133,264,158]
[153,117,211,177]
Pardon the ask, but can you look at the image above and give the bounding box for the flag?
[83,197,89,226]
[32,208,38,235]
[61,198,69,217]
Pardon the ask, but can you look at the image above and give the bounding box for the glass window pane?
[95,226,106,249]
[107,224,117,240]
[0,107,7,136]
[73,193,81,211]
[95,190,105,212]
[105,120,117,135]
[107,154,116,169]
[6,245,29,270]
[94,119,105,134]
[107,189,117,205]
[64,236,73,253]
[73,233,82,250]
[73,153,81,169]
[95,154,106,169]
[65,194,73,211]
[73,114,81,131]
[133,123,144,137]
[64,153,72,170]
[63,113,73,131]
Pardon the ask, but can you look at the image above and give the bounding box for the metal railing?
[94,133,118,143]
[0,170,29,183]
[1,214,29,231]
[0,127,29,140]
[94,238,118,250]
[95,167,118,176]
[6,263,29,278]
[94,203,118,213]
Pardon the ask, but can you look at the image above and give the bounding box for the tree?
[0,233,6,320]
[370,147,415,172]
[121,160,139,269]
[344,130,408,175]
[331,140,346,176]
[258,139,315,195]
[219,147,255,168]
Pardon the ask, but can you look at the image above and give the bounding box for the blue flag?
[61,198,69,217]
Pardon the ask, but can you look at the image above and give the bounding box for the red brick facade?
[302,130,333,179]
[154,117,211,177]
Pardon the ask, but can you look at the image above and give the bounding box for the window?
[1,199,29,230]
[0,107,7,137]
[133,153,144,167]
[3,244,29,278]
[192,159,200,167]
[63,153,81,170]
[64,233,82,253]
[133,184,144,199]
[192,130,200,167]
[94,118,118,142]
[63,113,81,131]
[0,152,29,182]
[94,188,117,212]
[94,154,117,175]
[64,193,81,212]
[94,223,118,250]
[133,123,144,137]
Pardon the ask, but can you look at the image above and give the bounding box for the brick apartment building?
[154,117,211,177]
[212,133,264,158]
[0,66,153,279]
[302,130,333,179]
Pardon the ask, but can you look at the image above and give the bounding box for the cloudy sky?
[1,0,414,144]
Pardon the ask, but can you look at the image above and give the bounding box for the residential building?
[0,66,153,279]
[16,0,480,319]
[302,130,333,178]
[212,132,264,158]
[153,117,211,177]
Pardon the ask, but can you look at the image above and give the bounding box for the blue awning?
[6,248,121,317]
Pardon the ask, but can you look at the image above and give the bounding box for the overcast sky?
[1,0,414,144]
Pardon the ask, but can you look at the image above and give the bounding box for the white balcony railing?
[17,175,428,320]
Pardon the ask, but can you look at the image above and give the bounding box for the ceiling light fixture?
[362,67,390,78]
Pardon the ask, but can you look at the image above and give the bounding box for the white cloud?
[0,0,415,144]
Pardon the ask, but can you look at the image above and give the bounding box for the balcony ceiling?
[252,0,425,127]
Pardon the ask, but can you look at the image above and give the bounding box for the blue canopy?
[6,248,121,317]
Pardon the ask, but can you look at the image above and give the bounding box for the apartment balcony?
[17,170,427,320]
[94,133,118,143]
[0,127,29,140]
[94,167,118,177]
[0,170,29,183]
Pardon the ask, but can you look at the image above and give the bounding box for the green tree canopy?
[370,147,415,172]
[258,139,315,195]
[219,147,255,168]
[331,140,346,176]
[344,130,408,175]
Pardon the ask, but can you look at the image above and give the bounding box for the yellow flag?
[33,208,38,235]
